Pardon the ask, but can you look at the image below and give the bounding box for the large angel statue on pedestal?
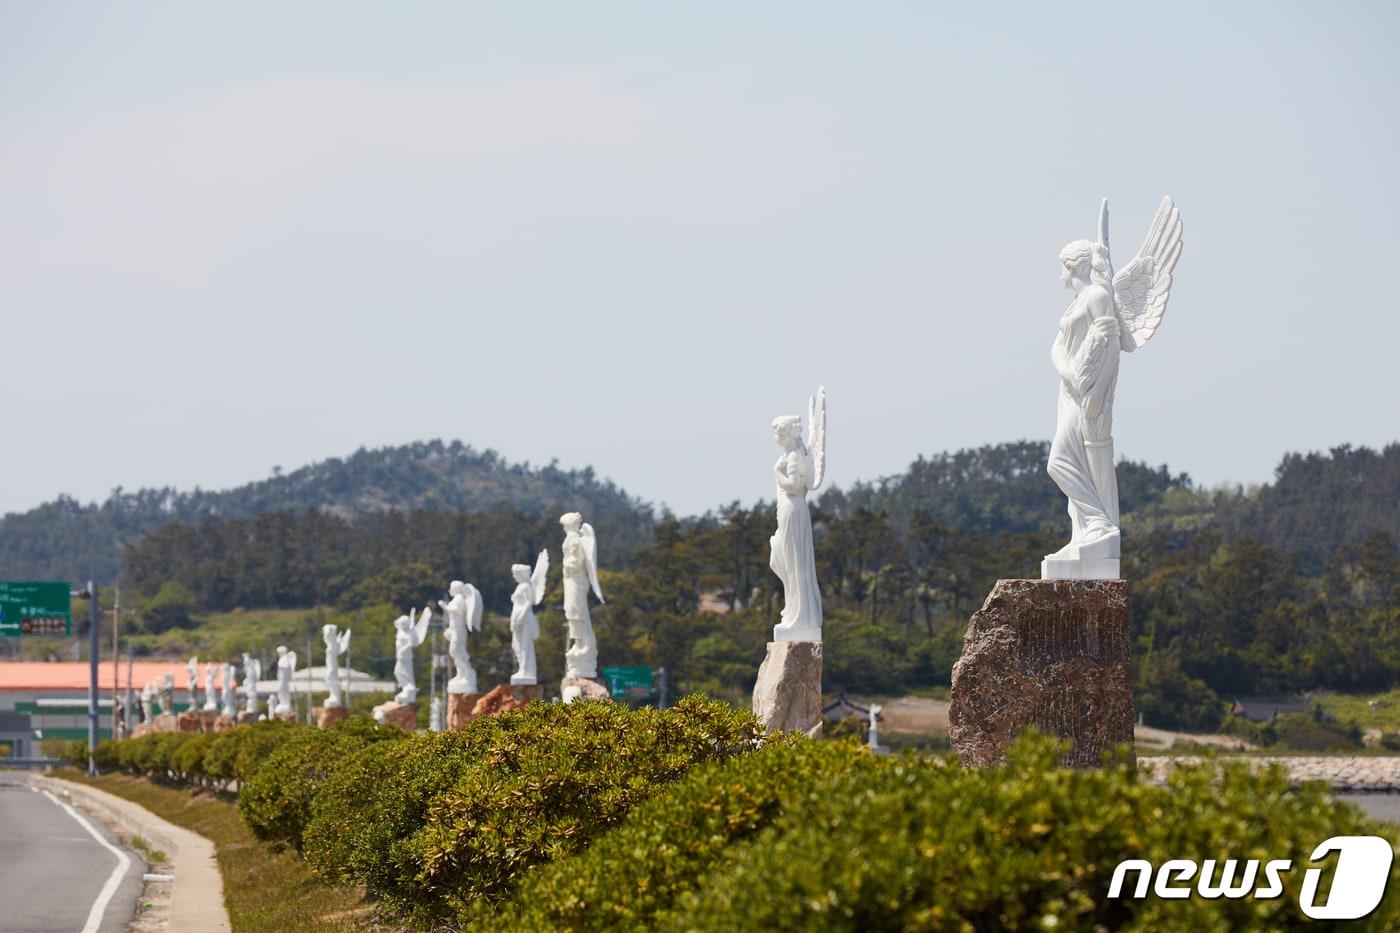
[274,645,296,716]
[1044,197,1183,580]
[560,513,605,680]
[202,662,219,712]
[392,606,432,704]
[242,653,262,716]
[440,582,483,694]
[509,550,549,685]
[769,386,827,643]
[322,624,351,708]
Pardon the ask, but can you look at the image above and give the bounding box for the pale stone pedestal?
[949,579,1134,769]
[446,692,479,730]
[212,715,236,732]
[372,700,418,732]
[752,641,823,735]
[314,706,349,729]
[560,677,611,703]
[274,711,296,723]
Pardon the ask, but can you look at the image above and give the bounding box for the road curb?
[29,774,232,933]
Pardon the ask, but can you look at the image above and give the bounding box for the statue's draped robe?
[562,533,598,677]
[1047,296,1120,543]
[770,448,823,631]
[510,583,539,680]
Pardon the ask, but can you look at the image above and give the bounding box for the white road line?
[41,790,132,933]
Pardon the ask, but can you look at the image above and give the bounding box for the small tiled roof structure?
[1229,694,1313,722]
[0,661,184,691]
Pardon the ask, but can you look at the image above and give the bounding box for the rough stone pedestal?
[560,677,611,703]
[237,711,259,726]
[950,579,1134,769]
[314,705,349,729]
[470,683,545,717]
[274,711,297,723]
[751,641,823,736]
[372,700,418,732]
[446,692,479,730]
[212,715,236,732]
[177,711,203,733]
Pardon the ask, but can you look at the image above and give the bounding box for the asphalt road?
[0,771,144,933]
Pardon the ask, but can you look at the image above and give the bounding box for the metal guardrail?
[0,757,62,770]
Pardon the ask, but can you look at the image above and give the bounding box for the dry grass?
[55,768,397,932]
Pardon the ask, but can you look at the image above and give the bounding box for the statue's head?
[449,580,466,596]
[511,563,531,583]
[394,614,411,632]
[1060,239,1110,293]
[772,415,801,448]
[322,623,337,641]
[276,644,287,657]
[559,512,583,533]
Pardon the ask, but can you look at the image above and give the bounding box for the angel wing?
[337,628,352,656]
[464,584,484,632]
[581,523,605,603]
[805,386,828,490]
[412,605,431,646]
[530,549,550,607]
[1109,196,1182,352]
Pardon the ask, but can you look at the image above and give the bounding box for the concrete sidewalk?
[28,773,231,933]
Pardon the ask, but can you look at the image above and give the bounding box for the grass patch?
[1314,689,1400,731]
[54,768,391,932]
[129,835,168,865]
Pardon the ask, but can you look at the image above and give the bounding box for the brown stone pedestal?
[446,692,479,730]
[751,641,823,735]
[177,711,204,733]
[314,706,349,729]
[213,715,236,732]
[560,677,611,703]
[237,711,259,726]
[274,711,296,723]
[470,683,544,717]
[373,700,418,732]
[949,579,1134,769]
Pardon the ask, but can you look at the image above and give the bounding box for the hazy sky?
[3,2,1398,517]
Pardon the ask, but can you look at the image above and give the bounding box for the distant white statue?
[560,513,604,679]
[322,624,352,708]
[275,645,297,716]
[439,582,483,694]
[161,672,175,715]
[221,662,237,718]
[509,551,550,685]
[392,606,432,704]
[429,696,444,732]
[769,386,827,642]
[186,656,199,706]
[141,679,156,719]
[1044,198,1182,580]
[867,704,882,751]
[242,653,262,716]
[202,662,219,712]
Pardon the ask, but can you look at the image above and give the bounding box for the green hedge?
[480,733,1399,931]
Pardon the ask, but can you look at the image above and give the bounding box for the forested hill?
[0,440,655,582]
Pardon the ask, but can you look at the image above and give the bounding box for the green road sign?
[0,581,73,637]
[602,665,653,701]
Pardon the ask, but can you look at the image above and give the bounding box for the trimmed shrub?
[238,718,408,849]
[470,738,863,931]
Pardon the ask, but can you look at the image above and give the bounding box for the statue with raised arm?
[509,550,550,685]
[560,513,605,680]
[187,656,199,706]
[275,645,296,716]
[1044,197,1182,579]
[242,653,262,716]
[440,582,483,694]
[322,624,352,708]
[221,662,238,718]
[202,662,219,712]
[769,386,827,642]
[161,672,175,716]
[392,606,432,704]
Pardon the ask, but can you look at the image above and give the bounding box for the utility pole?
[305,634,313,724]
[85,581,97,775]
[124,649,134,736]
[111,587,120,739]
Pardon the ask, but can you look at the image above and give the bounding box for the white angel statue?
[392,606,432,704]
[509,550,550,685]
[161,672,175,715]
[242,652,262,716]
[202,662,219,712]
[440,581,483,694]
[322,624,352,708]
[275,645,296,716]
[769,386,827,642]
[221,662,238,718]
[1044,197,1183,579]
[186,656,199,707]
[560,513,605,679]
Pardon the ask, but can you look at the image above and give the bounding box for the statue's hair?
[511,563,531,579]
[1060,238,1113,294]
[772,414,802,437]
